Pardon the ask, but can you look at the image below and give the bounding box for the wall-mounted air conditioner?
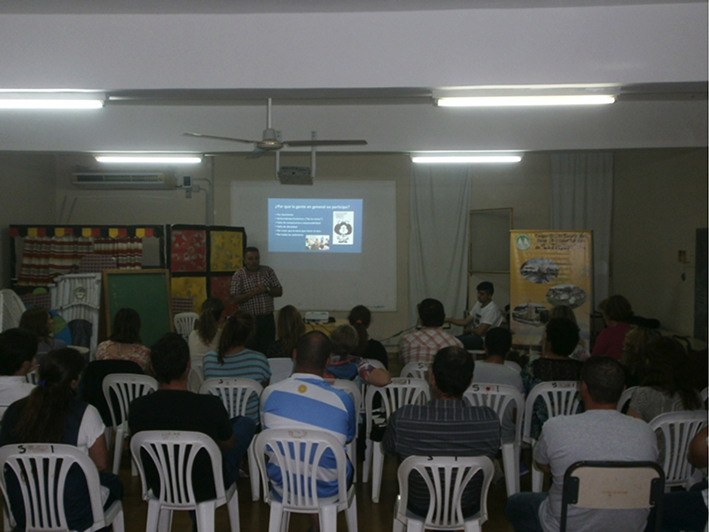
[71,172,177,189]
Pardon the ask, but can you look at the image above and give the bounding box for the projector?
[278,166,313,185]
[304,311,330,323]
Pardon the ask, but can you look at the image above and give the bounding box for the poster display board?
[510,231,593,347]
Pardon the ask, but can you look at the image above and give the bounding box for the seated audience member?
[446,281,504,350]
[383,346,500,518]
[348,305,389,368]
[261,331,356,532]
[188,297,225,362]
[400,298,463,365]
[265,305,305,359]
[19,306,66,358]
[548,305,588,361]
[473,327,523,444]
[129,333,255,499]
[203,311,271,422]
[591,294,633,359]
[523,318,584,440]
[0,329,37,417]
[325,324,390,387]
[620,325,661,387]
[659,426,708,532]
[0,348,123,532]
[506,356,658,532]
[95,308,151,372]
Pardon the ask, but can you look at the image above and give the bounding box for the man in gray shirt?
[505,356,658,532]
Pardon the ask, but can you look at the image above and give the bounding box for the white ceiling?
[0,1,706,156]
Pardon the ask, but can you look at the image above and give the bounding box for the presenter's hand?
[253,284,267,295]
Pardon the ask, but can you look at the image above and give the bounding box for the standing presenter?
[230,246,283,354]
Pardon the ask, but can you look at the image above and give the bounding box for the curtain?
[550,152,613,306]
[93,237,142,269]
[409,165,474,326]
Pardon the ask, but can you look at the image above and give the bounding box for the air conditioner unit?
[71,172,177,189]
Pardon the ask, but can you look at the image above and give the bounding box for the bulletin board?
[102,269,173,347]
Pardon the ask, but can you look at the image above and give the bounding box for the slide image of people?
[333,211,354,245]
[546,284,586,308]
[305,235,330,250]
[519,258,559,284]
[512,303,550,327]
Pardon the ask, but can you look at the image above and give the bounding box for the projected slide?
[268,198,363,253]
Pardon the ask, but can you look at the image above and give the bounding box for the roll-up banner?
[510,230,593,347]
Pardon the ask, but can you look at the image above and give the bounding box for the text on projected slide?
[268,198,363,253]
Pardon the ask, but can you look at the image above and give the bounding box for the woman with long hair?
[95,308,150,371]
[188,297,225,361]
[0,348,122,531]
[591,294,634,359]
[266,305,305,359]
[548,305,588,361]
[620,326,661,387]
[203,311,271,421]
[347,305,388,368]
[19,306,66,357]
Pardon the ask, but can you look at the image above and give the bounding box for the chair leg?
[345,494,358,532]
[319,505,338,532]
[195,501,216,532]
[268,502,284,532]
[110,507,125,532]
[532,467,544,492]
[112,428,125,475]
[406,518,425,532]
[371,441,384,503]
[227,488,241,532]
[363,437,372,483]
[347,441,358,483]
[248,443,260,502]
[501,443,518,497]
[145,500,161,532]
[157,508,172,532]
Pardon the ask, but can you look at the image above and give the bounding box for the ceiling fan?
[184,98,367,157]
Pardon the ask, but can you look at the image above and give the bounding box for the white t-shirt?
[469,301,503,335]
[188,329,222,361]
[77,403,106,453]
[0,376,35,418]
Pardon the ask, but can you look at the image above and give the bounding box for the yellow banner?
[510,230,593,346]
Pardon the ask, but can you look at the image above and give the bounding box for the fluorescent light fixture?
[436,94,615,107]
[0,92,105,109]
[411,155,522,164]
[95,155,202,164]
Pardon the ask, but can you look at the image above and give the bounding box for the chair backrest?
[130,430,226,508]
[463,383,525,443]
[174,312,199,340]
[0,443,107,531]
[396,455,494,529]
[649,410,708,487]
[400,361,431,380]
[325,378,363,416]
[102,373,158,429]
[523,381,581,444]
[560,460,665,532]
[199,377,263,419]
[365,378,431,436]
[254,428,349,510]
[80,359,145,426]
[268,357,294,385]
[616,386,638,413]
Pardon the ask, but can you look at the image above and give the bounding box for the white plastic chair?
[649,410,708,490]
[254,428,357,532]
[200,377,264,501]
[268,357,294,385]
[701,387,708,404]
[325,378,363,482]
[25,369,39,385]
[522,381,581,492]
[174,311,199,340]
[131,430,240,532]
[616,385,638,412]
[400,361,431,380]
[363,377,431,502]
[0,443,125,532]
[102,373,158,475]
[463,383,525,496]
[393,455,494,532]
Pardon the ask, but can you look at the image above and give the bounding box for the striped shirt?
[203,348,271,421]
[383,399,500,517]
[230,265,281,316]
[398,327,464,365]
[261,374,356,499]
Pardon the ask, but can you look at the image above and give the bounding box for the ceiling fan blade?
[246,148,268,159]
[183,132,257,144]
[283,140,368,147]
